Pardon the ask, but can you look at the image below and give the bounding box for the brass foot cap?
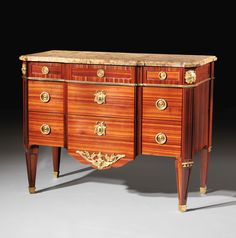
[178,205,187,212]
[28,187,36,194]
[53,172,59,178]
[200,186,207,194]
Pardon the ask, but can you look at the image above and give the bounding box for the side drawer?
[142,87,182,121]
[28,62,63,79]
[143,67,183,85]
[142,119,181,157]
[67,115,134,161]
[28,112,64,147]
[28,81,64,113]
[68,84,135,118]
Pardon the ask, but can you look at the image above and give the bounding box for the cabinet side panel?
[23,63,29,148]
[181,88,194,161]
[136,67,143,155]
[195,63,211,83]
[193,81,210,153]
[208,62,215,149]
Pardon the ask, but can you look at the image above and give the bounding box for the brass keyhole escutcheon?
[97,69,105,78]
[41,66,49,75]
[40,124,51,135]
[156,99,167,111]
[94,122,106,136]
[40,92,50,103]
[94,90,106,104]
[155,132,167,144]
[158,71,167,80]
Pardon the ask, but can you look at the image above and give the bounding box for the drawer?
[28,112,64,147]
[28,81,64,113]
[28,62,63,78]
[71,64,136,84]
[143,67,183,84]
[142,119,181,157]
[68,84,135,118]
[142,87,182,121]
[67,115,134,161]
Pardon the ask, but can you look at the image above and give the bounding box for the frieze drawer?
[143,66,183,85]
[28,62,63,79]
[71,64,136,84]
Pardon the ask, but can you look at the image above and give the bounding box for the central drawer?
[71,64,136,84]
[67,115,134,161]
[68,84,135,118]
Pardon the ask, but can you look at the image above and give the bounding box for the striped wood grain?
[142,87,182,121]
[193,81,210,153]
[144,67,183,84]
[67,115,134,161]
[71,64,136,84]
[29,112,64,147]
[28,80,64,113]
[142,119,181,157]
[68,84,135,118]
[28,62,64,79]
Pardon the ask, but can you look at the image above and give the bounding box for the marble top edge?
[19,50,217,67]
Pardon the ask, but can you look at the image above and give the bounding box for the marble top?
[19,50,217,67]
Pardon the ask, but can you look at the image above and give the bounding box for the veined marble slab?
[20,50,217,67]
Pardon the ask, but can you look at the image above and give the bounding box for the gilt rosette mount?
[185,70,196,84]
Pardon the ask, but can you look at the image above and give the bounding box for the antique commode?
[20,51,217,212]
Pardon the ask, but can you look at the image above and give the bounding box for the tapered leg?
[25,145,39,193]
[200,148,210,194]
[52,147,61,178]
[175,159,193,212]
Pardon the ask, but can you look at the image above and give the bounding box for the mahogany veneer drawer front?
[68,84,135,118]
[68,115,134,142]
[142,87,182,120]
[67,115,134,164]
[28,62,63,79]
[28,112,64,147]
[142,120,181,157]
[28,81,64,113]
[144,67,183,84]
[20,50,217,212]
[71,64,136,83]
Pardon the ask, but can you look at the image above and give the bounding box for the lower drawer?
[67,115,135,164]
[28,112,64,147]
[142,119,181,157]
